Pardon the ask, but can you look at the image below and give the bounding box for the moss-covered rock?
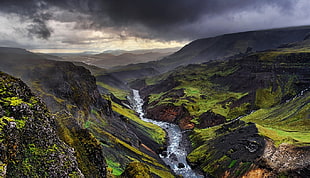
[0,71,85,177]
[121,162,152,178]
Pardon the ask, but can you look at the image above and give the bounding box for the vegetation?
[97,81,130,100]
[110,98,166,145]
[147,62,249,125]
[143,45,310,177]
[243,92,310,146]
[0,72,83,177]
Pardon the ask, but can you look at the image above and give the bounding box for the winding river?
[131,89,203,178]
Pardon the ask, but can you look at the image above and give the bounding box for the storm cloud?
[0,0,309,50]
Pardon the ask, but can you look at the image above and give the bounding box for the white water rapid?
[131,89,204,178]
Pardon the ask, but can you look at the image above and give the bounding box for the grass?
[255,86,282,108]
[111,98,166,145]
[146,61,249,126]
[256,125,306,146]
[259,48,310,61]
[242,92,310,146]
[97,129,172,174]
[138,47,310,177]
[106,159,123,176]
[96,81,129,100]
[228,160,237,168]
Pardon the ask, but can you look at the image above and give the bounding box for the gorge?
[0,25,310,177]
[131,89,204,177]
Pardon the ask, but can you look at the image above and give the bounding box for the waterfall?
[131,90,204,178]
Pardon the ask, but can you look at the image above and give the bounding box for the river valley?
[130,89,204,178]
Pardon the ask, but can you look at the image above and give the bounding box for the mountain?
[52,51,174,69]
[54,26,310,88]
[138,37,310,177]
[108,26,310,82]
[0,48,173,177]
[153,25,310,72]
[103,47,180,55]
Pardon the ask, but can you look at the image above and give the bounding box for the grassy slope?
[148,62,249,123]
[107,95,166,145]
[147,43,309,139]
[96,81,129,100]
[243,92,310,146]
[82,87,168,177]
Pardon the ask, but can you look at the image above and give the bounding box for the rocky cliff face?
[0,71,85,177]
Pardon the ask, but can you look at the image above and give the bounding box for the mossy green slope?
[243,91,310,146]
[82,95,171,177]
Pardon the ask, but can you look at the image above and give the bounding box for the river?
[130,89,204,178]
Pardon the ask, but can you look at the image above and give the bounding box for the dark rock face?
[146,103,182,123]
[213,52,310,94]
[213,122,265,161]
[178,163,185,168]
[29,61,111,114]
[188,121,266,177]
[146,103,195,130]
[0,72,87,177]
[141,76,181,98]
[197,110,226,128]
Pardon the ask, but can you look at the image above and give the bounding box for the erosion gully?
[130,89,204,178]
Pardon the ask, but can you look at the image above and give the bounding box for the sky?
[0,0,310,53]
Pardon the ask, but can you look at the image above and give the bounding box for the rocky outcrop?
[260,140,310,177]
[0,71,87,177]
[197,110,226,129]
[120,162,152,178]
[140,76,181,98]
[146,103,195,130]
[188,121,266,177]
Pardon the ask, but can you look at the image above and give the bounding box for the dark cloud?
[27,13,53,39]
[0,0,52,39]
[0,0,303,41]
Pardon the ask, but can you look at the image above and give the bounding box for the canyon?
[0,26,310,177]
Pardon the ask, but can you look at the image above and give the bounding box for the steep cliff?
[0,71,85,177]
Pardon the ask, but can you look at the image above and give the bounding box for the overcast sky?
[0,0,310,53]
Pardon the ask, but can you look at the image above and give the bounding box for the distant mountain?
[102,47,181,55]
[47,51,99,57]
[60,51,173,68]
[110,26,310,77]
[153,25,310,72]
